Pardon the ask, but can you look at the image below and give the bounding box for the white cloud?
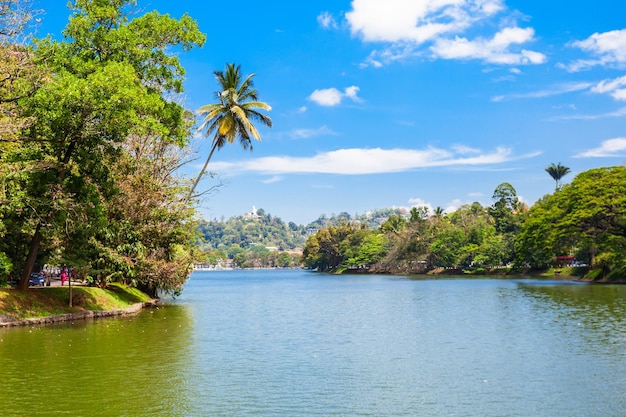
[574,137,626,158]
[564,29,626,72]
[444,198,466,213]
[308,86,362,106]
[309,88,343,106]
[431,27,546,65]
[591,75,626,101]
[317,12,338,30]
[209,145,536,175]
[407,198,433,213]
[346,0,503,43]
[345,0,544,67]
[288,125,338,139]
[344,86,362,102]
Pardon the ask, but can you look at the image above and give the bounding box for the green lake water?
[1,270,625,416]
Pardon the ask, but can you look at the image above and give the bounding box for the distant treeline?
[302,167,626,281]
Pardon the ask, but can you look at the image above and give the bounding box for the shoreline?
[0,299,158,328]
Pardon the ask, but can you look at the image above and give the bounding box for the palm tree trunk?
[185,138,219,203]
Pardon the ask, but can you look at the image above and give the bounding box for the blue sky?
[38,0,626,224]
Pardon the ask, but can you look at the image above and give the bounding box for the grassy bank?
[0,283,152,321]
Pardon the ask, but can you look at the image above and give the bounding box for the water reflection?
[517,281,626,355]
[0,304,193,416]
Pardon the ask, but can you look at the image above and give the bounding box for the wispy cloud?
[287,125,338,139]
[562,29,626,72]
[261,175,284,184]
[209,145,538,175]
[549,106,626,121]
[491,82,593,102]
[345,0,544,67]
[591,75,626,101]
[308,86,362,106]
[574,137,626,157]
[317,12,338,30]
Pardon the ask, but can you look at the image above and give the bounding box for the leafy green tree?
[227,244,244,260]
[517,166,626,277]
[429,223,464,267]
[277,252,292,267]
[487,182,522,264]
[545,162,571,191]
[433,206,445,218]
[88,132,199,295]
[0,0,42,284]
[12,0,205,290]
[380,214,407,234]
[515,194,561,268]
[409,206,429,223]
[342,231,386,269]
[302,223,362,271]
[187,63,272,200]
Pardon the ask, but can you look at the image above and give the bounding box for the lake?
[1,269,625,416]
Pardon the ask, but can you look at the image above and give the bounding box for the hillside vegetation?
[195,207,413,268]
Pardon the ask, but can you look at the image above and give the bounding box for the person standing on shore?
[40,270,49,287]
[60,268,68,286]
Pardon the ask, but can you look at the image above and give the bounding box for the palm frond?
[186,63,272,201]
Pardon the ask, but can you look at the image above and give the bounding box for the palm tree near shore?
[186,63,272,201]
[545,162,571,191]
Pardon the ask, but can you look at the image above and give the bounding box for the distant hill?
[197,208,309,251]
[197,207,412,250]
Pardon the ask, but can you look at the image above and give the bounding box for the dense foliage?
[0,0,205,295]
[303,169,626,281]
[302,197,522,274]
[516,166,626,279]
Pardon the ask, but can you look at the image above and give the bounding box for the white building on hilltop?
[241,205,260,220]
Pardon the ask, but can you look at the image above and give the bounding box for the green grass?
[0,283,152,321]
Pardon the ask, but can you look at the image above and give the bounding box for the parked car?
[29,272,45,287]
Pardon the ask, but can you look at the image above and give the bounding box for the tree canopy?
[517,166,626,277]
[0,0,206,295]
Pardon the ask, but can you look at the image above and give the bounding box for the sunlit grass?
[0,283,152,320]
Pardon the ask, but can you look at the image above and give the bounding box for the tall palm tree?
[545,162,571,191]
[186,63,272,201]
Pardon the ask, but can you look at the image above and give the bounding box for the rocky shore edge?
[0,299,158,328]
